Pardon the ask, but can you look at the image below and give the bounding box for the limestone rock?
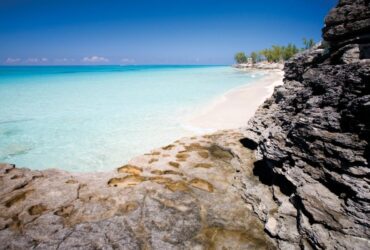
[241,0,370,248]
[0,131,276,249]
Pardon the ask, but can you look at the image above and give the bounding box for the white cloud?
[54,58,75,63]
[56,58,68,62]
[5,58,21,64]
[22,57,50,64]
[121,58,135,64]
[82,56,109,63]
[27,58,39,63]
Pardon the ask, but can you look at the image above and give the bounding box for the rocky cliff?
[0,0,369,249]
[243,0,370,248]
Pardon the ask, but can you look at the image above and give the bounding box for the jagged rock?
[241,0,370,248]
[265,217,278,236]
[323,0,370,45]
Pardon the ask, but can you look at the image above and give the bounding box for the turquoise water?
[0,66,262,172]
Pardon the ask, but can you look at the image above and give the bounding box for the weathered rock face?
[323,0,370,49]
[243,0,370,248]
[0,131,276,249]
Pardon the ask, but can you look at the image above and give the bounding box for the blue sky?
[0,0,337,65]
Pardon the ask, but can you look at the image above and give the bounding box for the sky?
[0,0,338,65]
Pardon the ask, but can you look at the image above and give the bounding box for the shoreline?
[183,69,284,133]
[0,67,283,173]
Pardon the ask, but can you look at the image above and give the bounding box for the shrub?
[234,52,248,64]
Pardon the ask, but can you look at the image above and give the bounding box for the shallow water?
[0,65,263,172]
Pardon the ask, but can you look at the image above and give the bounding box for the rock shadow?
[253,160,296,196]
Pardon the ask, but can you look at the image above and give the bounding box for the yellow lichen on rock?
[168,161,180,168]
[151,169,183,177]
[197,151,209,159]
[108,175,145,188]
[4,190,33,208]
[118,202,139,214]
[148,158,158,164]
[189,178,214,192]
[176,153,189,161]
[152,196,190,212]
[194,163,213,169]
[185,143,204,151]
[165,181,190,192]
[65,179,78,184]
[28,204,47,215]
[162,144,175,150]
[209,145,233,160]
[150,170,164,175]
[55,204,74,218]
[149,176,173,184]
[117,164,143,175]
[163,170,183,176]
[199,227,269,249]
[148,176,189,192]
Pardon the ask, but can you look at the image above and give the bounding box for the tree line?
[234,38,315,64]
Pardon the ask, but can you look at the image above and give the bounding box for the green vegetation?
[253,44,299,63]
[303,37,315,50]
[234,38,315,64]
[250,51,259,64]
[282,44,300,60]
[234,52,248,64]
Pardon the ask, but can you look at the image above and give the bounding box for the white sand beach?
[185,69,284,132]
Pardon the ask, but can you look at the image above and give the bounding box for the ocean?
[0,65,263,172]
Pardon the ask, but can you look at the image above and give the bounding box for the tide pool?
[0,65,263,172]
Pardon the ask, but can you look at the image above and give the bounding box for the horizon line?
[0,64,230,67]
